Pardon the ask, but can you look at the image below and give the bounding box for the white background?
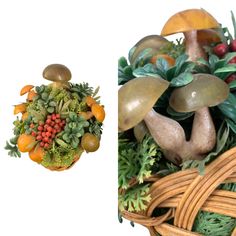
[0,0,233,236]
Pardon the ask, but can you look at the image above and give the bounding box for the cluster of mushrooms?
[118,9,230,165]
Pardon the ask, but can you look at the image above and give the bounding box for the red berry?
[43,137,49,143]
[48,138,52,143]
[46,132,51,137]
[225,74,236,84]
[46,119,51,124]
[230,39,236,52]
[42,132,46,137]
[47,115,52,120]
[51,121,55,126]
[44,143,49,148]
[36,136,42,141]
[38,126,43,131]
[40,142,45,147]
[62,120,66,124]
[55,119,60,124]
[31,131,36,136]
[213,43,229,57]
[229,56,236,64]
[52,115,56,120]
[51,134,55,138]
[52,129,57,134]
[59,122,64,127]
[56,114,60,118]
[47,126,53,132]
[54,124,60,130]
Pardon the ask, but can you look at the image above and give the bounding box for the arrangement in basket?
[5,64,105,171]
[118,9,236,235]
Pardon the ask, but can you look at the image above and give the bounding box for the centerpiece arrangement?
[118,9,236,235]
[6,64,105,171]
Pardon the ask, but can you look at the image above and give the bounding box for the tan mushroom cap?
[119,77,169,131]
[43,64,72,82]
[169,74,229,112]
[130,35,169,64]
[161,9,220,36]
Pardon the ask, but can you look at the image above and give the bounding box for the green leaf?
[170,72,193,87]
[133,63,159,78]
[229,80,236,89]
[166,106,193,121]
[218,93,236,121]
[214,65,236,74]
[128,46,136,63]
[55,138,70,149]
[47,107,54,113]
[156,58,169,71]
[209,54,219,72]
[118,184,151,212]
[174,54,188,76]
[226,118,236,134]
[231,10,236,39]
[118,57,128,68]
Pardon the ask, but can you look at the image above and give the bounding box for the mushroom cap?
[119,76,169,131]
[43,64,72,82]
[169,73,229,112]
[130,35,169,64]
[161,9,220,36]
[197,29,221,46]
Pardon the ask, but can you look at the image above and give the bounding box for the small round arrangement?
[118,9,236,235]
[6,64,105,171]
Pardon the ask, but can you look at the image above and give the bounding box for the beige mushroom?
[130,35,169,64]
[167,73,229,163]
[42,64,71,88]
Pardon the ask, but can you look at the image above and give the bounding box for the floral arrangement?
[118,9,236,235]
[5,64,105,171]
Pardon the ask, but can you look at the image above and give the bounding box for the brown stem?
[184,30,207,61]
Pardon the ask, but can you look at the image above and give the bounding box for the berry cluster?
[213,39,236,83]
[31,113,66,148]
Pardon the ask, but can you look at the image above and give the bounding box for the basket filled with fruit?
[118,9,236,235]
[6,64,105,171]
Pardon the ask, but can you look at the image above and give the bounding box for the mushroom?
[130,35,169,64]
[161,9,220,61]
[168,73,229,162]
[133,121,149,142]
[43,64,71,88]
[118,74,229,164]
[197,29,221,47]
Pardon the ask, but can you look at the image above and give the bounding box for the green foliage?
[70,82,94,100]
[118,135,162,189]
[118,57,134,85]
[5,138,21,158]
[88,119,103,139]
[60,112,89,148]
[193,211,236,236]
[119,184,151,212]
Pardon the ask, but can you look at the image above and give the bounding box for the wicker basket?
[120,147,236,236]
[43,150,83,171]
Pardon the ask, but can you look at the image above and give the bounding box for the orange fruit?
[91,103,105,123]
[22,112,29,121]
[85,96,96,107]
[20,85,34,96]
[81,133,100,152]
[79,111,94,120]
[27,90,37,101]
[150,54,175,67]
[14,103,27,115]
[17,134,37,152]
[29,145,45,163]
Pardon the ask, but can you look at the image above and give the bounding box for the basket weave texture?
[121,147,236,236]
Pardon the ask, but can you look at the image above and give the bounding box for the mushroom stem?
[184,30,207,61]
[144,108,217,164]
[190,107,216,155]
[144,109,186,164]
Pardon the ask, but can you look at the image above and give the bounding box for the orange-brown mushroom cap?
[161,9,220,36]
